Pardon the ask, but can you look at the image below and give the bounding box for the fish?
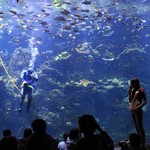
[73,28,79,33]
[80,79,94,87]
[43,29,51,34]
[44,13,50,17]
[80,9,90,13]
[103,31,114,37]
[63,25,72,31]
[60,9,70,15]
[11,36,20,44]
[17,13,25,19]
[16,0,24,3]
[54,16,66,21]
[82,0,91,5]
[62,1,71,5]
[40,21,48,26]
[9,10,17,15]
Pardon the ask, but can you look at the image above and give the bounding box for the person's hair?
[24,128,32,138]
[130,78,140,88]
[3,129,11,136]
[69,128,79,140]
[63,132,69,142]
[78,114,99,134]
[31,118,47,133]
[78,114,114,149]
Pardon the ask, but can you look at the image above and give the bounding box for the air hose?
[0,56,20,92]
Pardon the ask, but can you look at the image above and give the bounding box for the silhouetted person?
[118,132,146,150]
[58,132,69,150]
[76,114,114,150]
[129,78,147,146]
[66,128,80,150]
[17,128,32,150]
[0,129,17,150]
[24,118,56,150]
[129,133,146,150]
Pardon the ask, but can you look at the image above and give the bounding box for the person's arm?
[128,88,132,103]
[21,70,26,81]
[136,88,147,110]
[33,71,38,81]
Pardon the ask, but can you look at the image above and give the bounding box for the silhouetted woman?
[129,78,147,146]
[76,114,114,150]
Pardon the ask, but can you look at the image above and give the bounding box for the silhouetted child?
[18,128,32,150]
[58,132,69,150]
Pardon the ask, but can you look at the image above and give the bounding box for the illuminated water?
[0,0,150,143]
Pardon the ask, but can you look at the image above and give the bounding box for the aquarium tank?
[0,0,150,144]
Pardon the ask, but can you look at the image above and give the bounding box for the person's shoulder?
[45,133,54,139]
[140,87,145,93]
[18,138,28,147]
[26,133,36,141]
[22,69,27,73]
[40,133,56,143]
[0,136,17,144]
[46,134,55,142]
[10,135,17,139]
[77,134,101,143]
[0,137,7,142]
[8,136,18,143]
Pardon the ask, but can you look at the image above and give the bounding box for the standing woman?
[129,78,147,146]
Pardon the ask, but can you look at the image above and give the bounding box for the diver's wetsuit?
[20,69,38,113]
[129,88,146,146]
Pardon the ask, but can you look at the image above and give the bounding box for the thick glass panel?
[0,0,150,144]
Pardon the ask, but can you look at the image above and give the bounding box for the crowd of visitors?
[0,115,149,150]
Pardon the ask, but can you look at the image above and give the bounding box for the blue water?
[0,0,150,143]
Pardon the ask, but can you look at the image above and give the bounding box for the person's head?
[69,128,79,141]
[78,114,99,136]
[23,128,32,138]
[31,118,47,134]
[27,64,34,74]
[63,132,69,142]
[3,129,11,136]
[129,133,141,148]
[28,67,34,74]
[130,78,140,89]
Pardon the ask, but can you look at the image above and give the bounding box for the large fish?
[16,0,24,3]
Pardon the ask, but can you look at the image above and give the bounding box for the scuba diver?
[18,66,38,113]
